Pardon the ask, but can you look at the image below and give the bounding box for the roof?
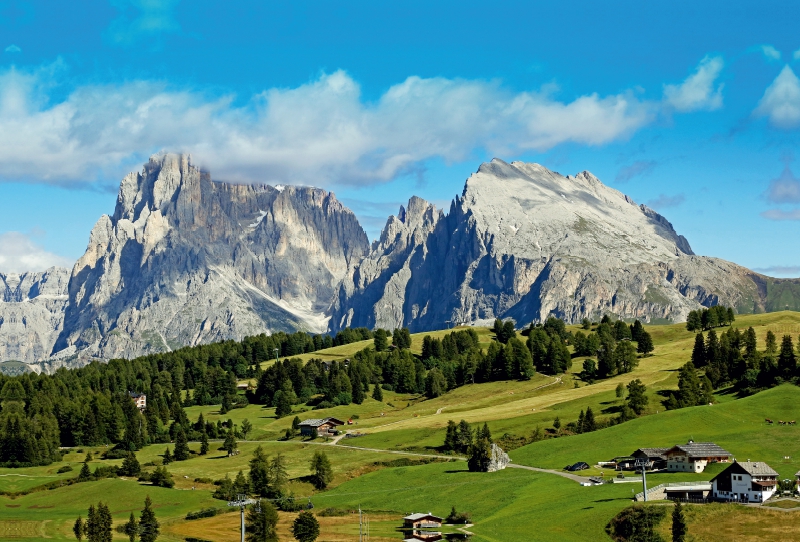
[664,483,711,491]
[666,442,731,458]
[633,448,668,458]
[737,461,778,477]
[403,513,443,521]
[298,417,345,427]
[128,392,145,398]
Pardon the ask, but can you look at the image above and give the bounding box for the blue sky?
[1,0,800,276]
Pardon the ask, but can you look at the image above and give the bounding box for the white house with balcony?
[711,460,779,503]
[664,441,731,473]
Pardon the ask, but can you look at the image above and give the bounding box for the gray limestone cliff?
[330,159,772,331]
[0,267,70,366]
[50,153,369,362]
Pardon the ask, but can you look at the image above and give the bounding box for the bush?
[57,465,73,474]
[186,508,222,520]
[313,401,335,410]
[193,477,214,484]
[318,507,348,517]
[607,505,666,542]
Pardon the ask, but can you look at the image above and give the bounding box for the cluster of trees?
[441,418,496,472]
[74,496,159,542]
[243,501,320,542]
[212,446,332,515]
[685,305,735,332]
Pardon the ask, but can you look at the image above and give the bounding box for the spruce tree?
[200,431,209,455]
[372,383,384,402]
[73,516,85,541]
[97,502,112,542]
[577,410,585,434]
[352,379,365,404]
[583,407,596,432]
[672,500,687,542]
[778,335,796,378]
[691,333,706,367]
[162,447,172,464]
[139,496,160,542]
[173,425,189,461]
[223,430,238,456]
[636,331,654,356]
[79,461,92,480]
[123,512,138,542]
[245,500,279,542]
[309,450,333,490]
[456,420,473,453]
[291,511,320,542]
[373,329,388,352]
[444,420,458,451]
[249,445,271,496]
[120,452,141,477]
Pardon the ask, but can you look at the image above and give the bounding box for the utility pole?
[274,348,279,364]
[359,505,363,542]
[228,495,257,542]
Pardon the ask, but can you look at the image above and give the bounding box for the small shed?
[298,417,345,437]
[402,513,443,529]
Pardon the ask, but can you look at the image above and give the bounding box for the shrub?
[57,465,73,474]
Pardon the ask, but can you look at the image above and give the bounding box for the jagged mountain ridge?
[49,153,369,365]
[330,159,772,332]
[5,155,798,369]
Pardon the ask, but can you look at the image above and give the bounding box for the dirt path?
[506,463,589,484]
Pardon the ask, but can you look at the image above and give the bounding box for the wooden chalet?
[298,417,345,437]
[128,392,146,411]
[402,513,443,529]
[711,460,779,503]
[664,441,731,473]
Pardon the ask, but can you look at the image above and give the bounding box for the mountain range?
[3,153,799,371]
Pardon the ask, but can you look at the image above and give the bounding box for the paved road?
[506,463,589,484]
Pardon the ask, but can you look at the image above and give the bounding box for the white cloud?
[754,65,800,128]
[0,63,657,187]
[764,164,800,203]
[663,55,724,112]
[106,0,181,46]
[761,208,800,221]
[759,45,782,62]
[752,265,800,277]
[4,44,21,53]
[0,232,73,273]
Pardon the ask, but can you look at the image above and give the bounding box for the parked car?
[566,462,590,471]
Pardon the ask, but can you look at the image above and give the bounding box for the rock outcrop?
[52,153,369,361]
[0,267,70,365]
[487,443,511,472]
[331,159,770,331]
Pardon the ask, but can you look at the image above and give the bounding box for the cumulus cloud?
[754,65,800,128]
[0,232,73,273]
[4,44,21,53]
[106,0,181,47]
[616,160,657,182]
[647,193,686,209]
[764,164,800,203]
[752,265,800,277]
[0,63,657,187]
[759,45,782,62]
[663,55,724,112]
[760,208,800,221]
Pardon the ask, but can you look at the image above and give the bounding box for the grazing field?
[4,312,800,540]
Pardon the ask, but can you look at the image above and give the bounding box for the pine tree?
[671,500,687,542]
[245,500,279,542]
[373,329,388,352]
[274,392,292,418]
[139,496,160,542]
[352,378,365,404]
[291,511,320,542]
[626,379,648,415]
[249,445,271,496]
[268,454,289,496]
[97,502,112,542]
[200,431,209,455]
[456,420,473,453]
[223,430,238,456]
[234,470,250,495]
[309,450,333,490]
[766,330,778,355]
[691,333,706,367]
[79,461,92,480]
[123,512,138,542]
[372,383,384,402]
[686,310,702,332]
[552,417,561,431]
[636,331,654,356]
[241,419,253,440]
[583,407,596,432]
[577,410,585,434]
[444,420,458,451]
[162,447,172,464]
[173,425,189,461]
[778,335,796,378]
[73,516,85,541]
[120,452,141,477]
[467,437,492,472]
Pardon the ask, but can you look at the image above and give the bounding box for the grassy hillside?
[3,312,800,541]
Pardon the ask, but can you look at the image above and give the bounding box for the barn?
[298,417,345,437]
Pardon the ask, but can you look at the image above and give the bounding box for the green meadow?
[3,312,800,540]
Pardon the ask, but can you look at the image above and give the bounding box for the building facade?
[664,441,731,473]
[711,461,778,503]
[298,417,345,437]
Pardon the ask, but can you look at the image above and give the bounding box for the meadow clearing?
[3,312,800,541]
